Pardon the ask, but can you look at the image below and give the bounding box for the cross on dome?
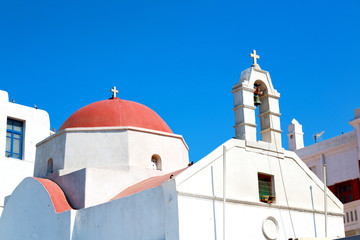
[111,86,119,98]
[250,50,260,69]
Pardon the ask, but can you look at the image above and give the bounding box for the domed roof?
[58,97,172,133]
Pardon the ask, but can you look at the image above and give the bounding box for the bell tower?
[232,50,282,146]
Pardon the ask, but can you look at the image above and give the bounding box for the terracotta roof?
[33,177,72,213]
[59,97,172,133]
[111,168,187,201]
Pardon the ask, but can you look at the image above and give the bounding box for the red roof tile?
[33,177,72,213]
[59,98,172,133]
[111,168,187,201]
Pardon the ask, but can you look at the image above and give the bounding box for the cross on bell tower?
[250,50,260,69]
[111,86,119,98]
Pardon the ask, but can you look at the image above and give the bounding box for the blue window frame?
[5,119,23,159]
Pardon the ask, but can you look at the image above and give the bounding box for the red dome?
[58,98,172,133]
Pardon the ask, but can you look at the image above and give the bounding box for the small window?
[258,173,275,203]
[347,212,349,223]
[351,211,354,222]
[355,210,358,221]
[5,118,24,159]
[151,154,162,171]
[47,158,53,175]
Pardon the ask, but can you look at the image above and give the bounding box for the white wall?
[178,196,343,240]
[0,90,51,216]
[175,138,344,239]
[0,178,73,240]
[35,127,188,178]
[34,126,189,209]
[0,177,177,240]
[71,187,166,240]
[296,131,358,185]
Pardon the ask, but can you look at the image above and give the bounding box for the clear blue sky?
[1,0,360,162]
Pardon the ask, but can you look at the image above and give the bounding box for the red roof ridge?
[33,177,72,213]
[110,167,187,201]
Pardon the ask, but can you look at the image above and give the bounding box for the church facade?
[0,52,345,239]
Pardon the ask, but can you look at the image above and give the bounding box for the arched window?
[47,158,53,175]
[254,80,272,142]
[151,154,162,171]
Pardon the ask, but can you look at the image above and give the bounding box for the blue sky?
[1,0,360,162]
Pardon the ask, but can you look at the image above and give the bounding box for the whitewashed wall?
[0,177,173,240]
[35,127,188,178]
[0,90,51,216]
[296,131,358,185]
[175,138,344,239]
[0,178,73,240]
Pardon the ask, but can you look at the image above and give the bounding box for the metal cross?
[250,50,260,66]
[111,86,119,98]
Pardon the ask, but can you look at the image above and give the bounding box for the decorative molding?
[37,126,189,150]
[234,122,257,128]
[260,128,283,134]
[258,111,281,118]
[233,104,257,111]
[231,85,254,93]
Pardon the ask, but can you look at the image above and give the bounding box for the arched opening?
[254,80,269,142]
[47,158,53,175]
[150,154,162,171]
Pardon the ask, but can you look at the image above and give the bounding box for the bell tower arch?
[232,50,282,146]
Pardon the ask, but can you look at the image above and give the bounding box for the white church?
[0,51,345,239]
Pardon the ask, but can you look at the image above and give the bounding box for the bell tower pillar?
[232,50,282,146]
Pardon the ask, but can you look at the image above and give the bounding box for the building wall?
[177,196,343,240]
[0,178,73,240]
[175,138,345,239]
[0,90,51,216]
[296,131,358,185]
[295,129,360,236]
[71,187,167,240]
[34,127,188,178]
[0,177,171,240]
[127,129,189,171]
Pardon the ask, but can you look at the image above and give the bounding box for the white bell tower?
[287,118,304,150]
[232,50,282,146]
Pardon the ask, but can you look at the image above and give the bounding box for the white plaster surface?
[288,119,304,151]
[175,138,344,239]
[0,178,73,240]
[0,138,345,240]
[296,131,358,185]
[34,126,189,208]
[0,90,51,216]
[35,127,188,178]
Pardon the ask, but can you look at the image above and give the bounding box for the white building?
[0,52,345,239]
[0,90,52,216]
[290,108,360,237]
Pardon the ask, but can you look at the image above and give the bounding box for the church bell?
[254,95,261,106]
[253,83,263,106]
